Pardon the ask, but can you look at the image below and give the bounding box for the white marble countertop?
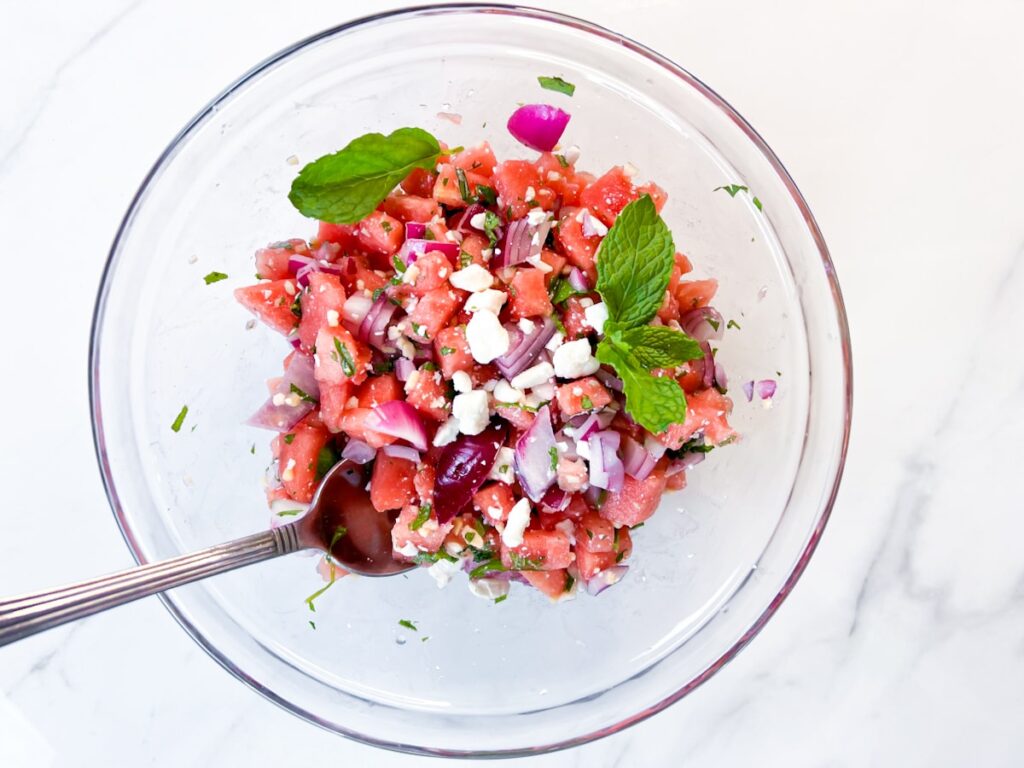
[2,1,1023,765]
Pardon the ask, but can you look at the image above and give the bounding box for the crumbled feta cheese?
[563,145,581,164]
[576,439,591,461]
[261,289,272,300]
[581,209,609,237]
[526,208,552,226]
[526,254,553,273]
[433,417,460,446]
[531,382,556,401]
[280,458,296,483]
[464,288,507,315]
[493,379,524,404]
[556,457,588,493]
[396,541,419,557]
[501,498,532,547]
[427,557,460,588]
[452,390,490,435]
[272,393,286,406]
[554,518,576,545]
[283,281,296,295]
[286,154,300,166]
[488,447,516,484]
[552,338,600,378]
[486,505,503,520]
[583,302,608,334]
[431,396,448,409]
[404,370,421,392]
[397,337,416,360]
[452,370,473,393]
[438,267,448,279]
[524,391,549,409]
[444,539,465,557]
[545,332,565,352]
[469,212,488,230]
[510,361,554,390]
[387,325,402,341]
[449,263,493,292]
[622,161,638,178]
[465,309,510,363]
[283,392,302,407]
[325,309,340,327]
[518,318,536,334]
[579,297,594,309]
[468,578,510,600]
[402,263,421,285]
[346,396,359,409]
[572,386,583,396]
[481,247,494,261]
[547,171,561,182]
[524,186,536,203]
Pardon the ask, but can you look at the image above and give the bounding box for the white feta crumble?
[488,446,516,484]
[552,338,600,378]
[397,337,416,360]
[493,379,524,404]
[449,263,494,292]
[427,557,460,588]
[526,208,552,226]
[554,518,576,546]
[433,417,461,447]
[510,361,554,390]
[579,297,594,309]
[481,247,494,261]
[283,280,296,296]
[501,498,532,548]
[563,145,581,164]
[402,263,421,285]
[526,254,553,273]
[545,331,565,352]
[325,309,340,327]
[465,309,510,363]
[482,378,498,392]
[396,541,419,557]
[452,390,490,435]
[468,578,510,601]
[547,170,561,182]
[531,381,556,401]
[387,325,402,341]
[524,186,536,202]
[524,391,549,409]
[272,393,286,406]
[280,457,296,483]
[469,211,488,230]
[622,161,638,178]
[452,370,473,394]
[464,288,507,315]
[518,318,536,334]
[583,302,609,334]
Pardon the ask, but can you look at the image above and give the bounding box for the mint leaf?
[550,277,586,305]
[203,271,228,285]
[597,340,686,434]
[617,325,704,369]
[595,195,674,330]
[398,619,418,631]
[538,76,575,96]
[714,184,748,197]
[410,504,432,531]
[289,127,441,224]
[170,405,188,432]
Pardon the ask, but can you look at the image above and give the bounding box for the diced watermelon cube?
[433,325,474,379]
[579,166,639,226]
[370,453,417,512]
[278,414,331,503]
[555,376,611,416]
[314,326,371,386]
[508,268,552,319]
[404,365,450,422]
[500,529,574,571]
[521,569,573,600]
[298,272,347,349]
[406,286,464,341]
[234,280,300,336]
[472,483,516,523]
[598,467,667,527]
[356,210,403,256]
[380,194,442,224]
[319,381,353,433]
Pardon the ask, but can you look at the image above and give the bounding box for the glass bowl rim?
[88,2,853,757]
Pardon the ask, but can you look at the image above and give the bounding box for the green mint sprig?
[594,195,704,434]
[289,127,442,224]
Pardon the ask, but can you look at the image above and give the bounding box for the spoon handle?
[0,524,305,647]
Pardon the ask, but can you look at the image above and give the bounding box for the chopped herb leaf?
[581,395,593,409]
[714,184,749,197]
[421,636,430,642]
[483,211,502,246]
[555,154,570,168]
[373,358,395,374]
[332,337,356,376]
[398,619,418,631]
[304,572,337,612]
[283,433,296,444]
[372,286,385,302]
[413,550,458,565]
[289,383,317,404]
[564,573,575,592]
[250,443,256,454]
[753,196,763,211]
[203,271,228,285]
[410,504,432,531]
[538,75,576,96]
[391,254,407,274]
[171,405,188,433]
[440,346,455,356]
[315,444,340,480]
[469,558,506,579]
[475,184,498,207]
[630,522,645,530]
[455,167,472,203]
[380,220,393,233]
[328,525,348,550]
[508,552,545,571]
[727,319,741,330]
[494,594,508,604]
[309,620,316,629]
[276,509,302,517]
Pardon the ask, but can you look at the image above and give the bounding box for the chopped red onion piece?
[381,444,422,464]
[573,413,602,441]
[594,368,624,392]
[540,486,570,512]
[341,293,373,333]
[245,353,319,432]
[364,401,428,451]
[701,342,715,390]
[495,317,556,379]
[341,439,376,465]
[643,434,668,460]
[742,380,755,402]
[621,435,657,480]
[398,238,460,268]
[455,203,484,234]
[394,357,415,382]
[756,379,777,400]
[681,307,725,342]
[287,334,302,350]
[587,430,624,492]
[714,361,728,391]
[567,267,589,292]
[434,423,507,523]
[585,565,628,596]
[514,405,558,501]
[507,104,571,152]
[287,254,316,275]
[496,218,530,268]
[405,222,427,240]
[358,296,399,349]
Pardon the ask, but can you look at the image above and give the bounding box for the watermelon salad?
[232,93,742,604]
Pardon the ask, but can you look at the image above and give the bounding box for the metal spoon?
[0,461,413,647]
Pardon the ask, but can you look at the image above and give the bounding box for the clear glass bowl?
[90,4,851,758]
